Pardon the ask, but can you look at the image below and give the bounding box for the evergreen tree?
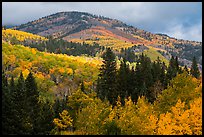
[133,61,142,102]
[129,66,138,102]
[175,56,180,71]
[138,53,153,97]
[53,98,64,118]
[151,61,161,82]
[2,72,10,134]
[116,59,130,104]
[190,56,200,79]
[183,65,189,74]
[25,71,40,134]
[96,48,117,105]
[38,100,55,135]
[160,62,167,88]
[166,56,181,83]
[10,72,29,134]
[10,76,15,93]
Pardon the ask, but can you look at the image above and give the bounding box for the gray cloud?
[2,2,202,41]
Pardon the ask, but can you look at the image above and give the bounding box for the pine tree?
[134,61,143,100]
[167,56,180,83]
[96,48,117,105]
[138,53,153,98]
[160,62,167,88]
[129,66,138,102]
[10,72,29,134]
[175,56,180,71]
[53,99,62,118]
[190,56,200,79]
[2,71,10,134]
[117,59,130,104]
[183,65,189,74]
[10,76,15,93]
[25,71,40,134]
[37,100,55,135]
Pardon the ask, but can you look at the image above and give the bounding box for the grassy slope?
[138,47,169,66]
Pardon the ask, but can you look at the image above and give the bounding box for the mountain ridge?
[14,11,201,43]
[13,11,202,69]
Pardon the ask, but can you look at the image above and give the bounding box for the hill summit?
[14,11,202,69]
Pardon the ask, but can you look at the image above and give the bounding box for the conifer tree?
[183,65,189,74]
[132,61,141,102]
[160,62,167,88]
[38,100,55,135]
[2,72,10,134]
[129,66,138,102]
[117,59,130,104]
[53,99,62,118]
[10,76,15,93]
[166,56,181,83]
[25,71,40,134]
[190,56,200,79]
[10,72,29,134]
[97,47,117,105]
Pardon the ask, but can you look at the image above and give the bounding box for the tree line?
[96,48,200,105]
[2,47,201,135]
[2,71,68,135]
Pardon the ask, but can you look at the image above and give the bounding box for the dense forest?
[2,28,202,135]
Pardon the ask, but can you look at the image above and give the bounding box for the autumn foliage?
[53,73,202,135]
[2,29,202,135]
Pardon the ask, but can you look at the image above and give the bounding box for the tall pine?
[10,72,29,134]
[190,56,200,79]
[97,48,117,105]
[25,71,40,134]
[116,59,130,104]
[2,71,11,134]
[167,56,181,84]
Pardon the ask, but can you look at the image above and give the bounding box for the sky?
[2,2,202,42]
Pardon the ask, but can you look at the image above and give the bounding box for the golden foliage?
[53,110,73,130]
[65,79,202,135]
[2,29,47,42]
[2,42,102,93]
[156,97,202,135]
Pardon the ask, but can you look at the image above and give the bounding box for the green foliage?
[143,47,169,66]
[2,72,13,134]
[37,100,55,135]
[2,41,101,99]
[29,37,103,57]
[190,56,200,79]
[2,72,55,135]
[154,72,201,114]
[97,48,117,105]
[166,56,181,83]
[116,59,131,104]
[2,28,202,135]
[24,72,41,134]
[75,97,112,135]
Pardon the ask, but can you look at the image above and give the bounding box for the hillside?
[2,28,47,43]
[2,18,202,136]
[2,41,102,101]
[14,11,202,69]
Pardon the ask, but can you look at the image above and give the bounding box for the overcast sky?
[2,2,202,42]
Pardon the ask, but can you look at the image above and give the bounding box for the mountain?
[14,11,202,70]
